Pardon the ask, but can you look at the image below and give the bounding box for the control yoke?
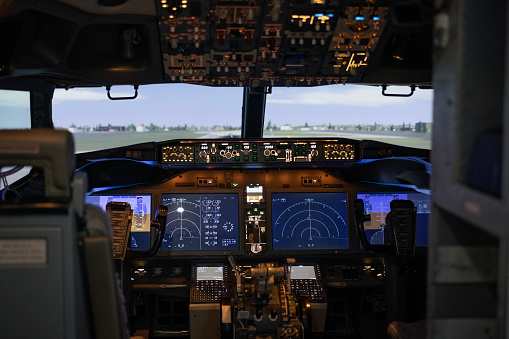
[353,199,417,256]
[125,205,168,259]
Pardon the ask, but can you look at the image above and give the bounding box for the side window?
[0,90,31,129]
[0,89,31,192]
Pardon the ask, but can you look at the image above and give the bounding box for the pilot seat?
[0,129,129,339]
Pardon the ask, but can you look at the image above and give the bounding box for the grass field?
[72,130,431,153]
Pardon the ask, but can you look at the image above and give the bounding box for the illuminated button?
[265,156,270,161]
[253,156,258,161]
[253,207,259,212]
[271,156,277,161]
[295,151,300,156]
[259,210,265,215]
[244,156,249,161]
[235,156,240,161]
[295,145,300,150]
[246,210,252,215]
[217,156,223,162]
[253,150,258,155]
[253,144,258,149]
[301,151,307,156]
[235,144,240,149]
[211,157,216,162]
[302,145,307,150]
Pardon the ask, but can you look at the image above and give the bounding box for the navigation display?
[271,192,349,250]
[161,193,240,252]
[357,192,431,247]
[85,194,152,250]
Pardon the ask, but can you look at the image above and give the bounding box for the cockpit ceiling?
[0,0,432,88]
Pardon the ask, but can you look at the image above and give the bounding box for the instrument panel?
[85,166,430,257]
[85,154,429,338]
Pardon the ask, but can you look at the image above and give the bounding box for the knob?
[270,309,278,320]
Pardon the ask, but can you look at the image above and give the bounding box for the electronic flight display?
[271,192,349,250]
[161,193,240,252]
[357,192,431,247]
[85,194,152,250]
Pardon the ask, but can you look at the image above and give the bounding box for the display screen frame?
[289,265,317,280]
[84,193,153,251]
[269,190,350,253]
[356,191,431,248]
[159,191,243,256]
[196,265,224,281]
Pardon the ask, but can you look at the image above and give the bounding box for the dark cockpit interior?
[0,0,503,338]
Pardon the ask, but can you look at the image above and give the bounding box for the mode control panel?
[160,139,356,165]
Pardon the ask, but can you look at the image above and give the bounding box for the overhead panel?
[158,0,389,87]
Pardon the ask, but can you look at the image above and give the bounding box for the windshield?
[52,84,432,152]
[265,85,432,149]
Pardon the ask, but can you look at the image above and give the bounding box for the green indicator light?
[295,145,300,150]
[244,156,249,161]
[301,151,306,156]
[253,150,258,155]
[235,144,240,149]
[295,151,300,156]
[211,157,216,162]
[218,157,222,162]
[235,156,240,161]
[253,207,259,212]
[232,183,239,187]
[265,156,270,161]
[259,210,265,215]
[246,210,252,215]
[253,144,258,149]
[302,145,307,150]
[253,156,258,161]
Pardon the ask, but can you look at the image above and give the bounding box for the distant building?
[280,124,293,131]
[415,122,433,133]
[97,125,125,132]
[136,125,147,132]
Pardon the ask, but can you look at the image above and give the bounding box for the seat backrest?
[0,129,127,339]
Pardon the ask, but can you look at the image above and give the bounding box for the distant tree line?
[67,121,431,133]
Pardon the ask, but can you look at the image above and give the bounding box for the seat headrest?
[0,129,75,198]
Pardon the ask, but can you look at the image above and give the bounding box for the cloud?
[53,87,144,104]
[0,90,30,108]
[267,85,433,107]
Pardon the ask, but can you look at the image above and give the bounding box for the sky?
[50,84,433,128]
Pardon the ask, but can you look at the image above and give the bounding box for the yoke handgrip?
[353,199,393,255]
[125,205,167,259]
[388,200,416,256]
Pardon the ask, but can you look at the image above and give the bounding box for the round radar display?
[161,193,239,251]
[271,192,348,250]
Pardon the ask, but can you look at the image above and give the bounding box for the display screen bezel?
[84,193,153,251]
[196,265,224,281]
[268,190,350,253]
[159,191,243,255]
[289,265,317,280]
[356,191,431,248]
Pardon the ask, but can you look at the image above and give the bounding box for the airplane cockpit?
[0,0,503,338]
